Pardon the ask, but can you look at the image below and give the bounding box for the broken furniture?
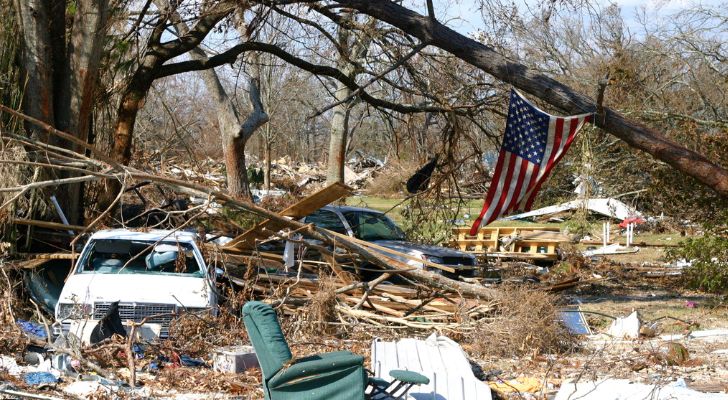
[450,226,568,262]
[242,301,429,400]
[371,333,492,400]
[503,197,643,222]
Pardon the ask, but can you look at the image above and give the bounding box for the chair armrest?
[296,350,354,363]
[269,353,364,388]
[389,369,430,385]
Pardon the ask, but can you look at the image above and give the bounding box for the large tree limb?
[156,41,453,114]
[330,0,728,197]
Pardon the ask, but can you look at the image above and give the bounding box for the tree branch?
[328,0,728,197]
[157,41,449,114]
[238,77,270,140]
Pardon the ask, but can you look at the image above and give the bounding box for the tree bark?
[167,2,268,199]
[100,2,235,208]
[263,131,272,191]
[13,0,110,224]
[326,80,352,184]
[326,15,370,185]
[334,0,728,197]
[13,0,55,140]
[57,0,109,224]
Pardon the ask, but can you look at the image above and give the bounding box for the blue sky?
[416,0,725,35]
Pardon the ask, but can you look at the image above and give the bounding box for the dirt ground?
[473,246,728,399]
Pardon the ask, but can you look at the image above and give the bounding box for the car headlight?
[56,303,92,320]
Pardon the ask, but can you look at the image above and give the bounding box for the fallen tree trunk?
[332,0,728,197]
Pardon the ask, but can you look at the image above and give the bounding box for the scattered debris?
[607,311,641,339]
[504,197,643,222]
[554,378,728,400]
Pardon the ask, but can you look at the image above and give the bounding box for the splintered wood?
[223,182,352,251]
[204,183,495,332]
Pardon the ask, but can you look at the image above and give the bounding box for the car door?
[299,209,353,267]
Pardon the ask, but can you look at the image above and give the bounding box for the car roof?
[321,205,384,214]
[88,229,198,243]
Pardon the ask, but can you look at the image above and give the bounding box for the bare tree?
[166,3,268,199]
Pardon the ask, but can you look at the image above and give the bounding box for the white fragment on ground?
[0,355,22,376]
[371,333,492,400]
[554,378,728,400]
[607,311,641,339]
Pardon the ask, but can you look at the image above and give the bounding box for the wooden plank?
[19,252,78,260]
[11,218,86,232]
[224,182,352,250]
[6,259,53,270]
[326,230,458,274]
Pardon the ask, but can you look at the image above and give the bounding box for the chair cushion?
[242,301,292,379]
[390,369,430,385]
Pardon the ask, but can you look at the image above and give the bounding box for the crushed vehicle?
[301,206,479,280]
[53,229,217,343]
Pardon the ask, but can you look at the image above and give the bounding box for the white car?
[54,229,217,343]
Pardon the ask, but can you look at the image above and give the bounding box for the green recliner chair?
[242,301,429,400]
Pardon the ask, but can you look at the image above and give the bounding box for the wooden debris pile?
[205,183,497,333]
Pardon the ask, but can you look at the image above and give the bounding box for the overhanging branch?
[157,41,452,114]
[328,0,728,197]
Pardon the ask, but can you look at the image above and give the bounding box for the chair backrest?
[242,301,293,379]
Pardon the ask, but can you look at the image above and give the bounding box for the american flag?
[470,90,592,235]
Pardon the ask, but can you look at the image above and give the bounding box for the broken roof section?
[503,198,643,222]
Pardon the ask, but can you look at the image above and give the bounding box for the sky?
[420,0,726,36]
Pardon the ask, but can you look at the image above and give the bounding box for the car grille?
[93,302,176,338]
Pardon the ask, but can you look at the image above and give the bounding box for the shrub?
[469,285,578,358]
[667,235,728,293]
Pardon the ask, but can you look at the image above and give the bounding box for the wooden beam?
[223,182,352,250]
[11,218,86,232]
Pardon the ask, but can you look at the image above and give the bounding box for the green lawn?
[345,195,563,228]
[345,195,691,246]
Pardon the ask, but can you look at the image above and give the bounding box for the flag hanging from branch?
[470,89,593,235]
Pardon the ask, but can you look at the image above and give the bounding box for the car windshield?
[342,211,406,241]
[78,239,202,276]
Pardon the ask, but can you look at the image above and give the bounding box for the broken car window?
[305,210,348,235]
[342,211,406,241]
[79,239,202,276]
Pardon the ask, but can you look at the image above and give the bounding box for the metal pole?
[50,195,75,235]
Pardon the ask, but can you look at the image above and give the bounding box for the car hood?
[57,273,211,309]
[372,240,474,260]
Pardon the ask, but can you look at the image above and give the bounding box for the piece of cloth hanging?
[406,156,438,194]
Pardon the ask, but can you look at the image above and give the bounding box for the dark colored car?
[302,206,479,280]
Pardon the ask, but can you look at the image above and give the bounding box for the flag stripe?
[504,158,530,215]
[469,149,507,235]
[498,155,524,219]
[484,152,515,225]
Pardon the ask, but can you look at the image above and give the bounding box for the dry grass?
[164,308,249,358]
[0,265,28,355]
[468,285,578,358]
[298,276,338,336]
